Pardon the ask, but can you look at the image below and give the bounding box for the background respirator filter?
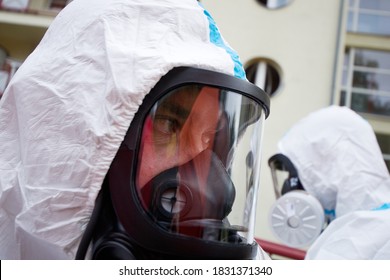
[267,153,325,248]
[268,190,325,248]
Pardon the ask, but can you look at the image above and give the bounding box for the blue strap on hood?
[200,4,246,80]
[373,203,390,211]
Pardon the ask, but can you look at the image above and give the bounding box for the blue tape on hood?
[200,5,246,79]
[373,203,390,211]
[324,208,336,221]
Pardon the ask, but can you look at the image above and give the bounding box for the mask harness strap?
[75,188,104,260]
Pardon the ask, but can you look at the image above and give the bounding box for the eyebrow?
[159,101,191,120]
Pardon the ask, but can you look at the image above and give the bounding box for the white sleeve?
[305,210,390,260]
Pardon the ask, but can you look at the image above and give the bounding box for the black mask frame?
[76,67,270,259]
[268,153,304,199]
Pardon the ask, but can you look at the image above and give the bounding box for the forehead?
[157,86,220,115]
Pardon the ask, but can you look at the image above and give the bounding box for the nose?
[180,128,212,162]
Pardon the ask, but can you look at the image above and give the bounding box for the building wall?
[201,0,345,244]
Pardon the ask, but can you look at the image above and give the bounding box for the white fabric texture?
[277,106,390,259]
[0,0,266,259]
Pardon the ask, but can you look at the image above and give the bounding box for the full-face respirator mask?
[268,154,328,248]
[76,67,270,259]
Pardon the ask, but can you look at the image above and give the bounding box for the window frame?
[341,47,390,117]
[347,0,390,36]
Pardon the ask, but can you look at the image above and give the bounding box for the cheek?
[138,141,180,188]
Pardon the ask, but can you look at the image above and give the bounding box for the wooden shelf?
[0,10,55,59]
[0,10,54,28]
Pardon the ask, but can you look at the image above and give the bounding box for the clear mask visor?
[136,85,266,245]
[270,163,290,199]
[269,154,303,199]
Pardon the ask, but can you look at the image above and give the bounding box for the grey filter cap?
[268,191,325,248]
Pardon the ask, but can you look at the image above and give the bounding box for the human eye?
[153,116,179,137]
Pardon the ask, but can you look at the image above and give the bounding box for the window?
[347,0,390,36]
[245,58,282,97]
[256,0,294,9]
[340,48,390,117]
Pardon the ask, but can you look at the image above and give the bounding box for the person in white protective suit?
[0,0,271,259]
[268,105,390,259]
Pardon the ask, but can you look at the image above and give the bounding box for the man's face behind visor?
[135,84,264,243]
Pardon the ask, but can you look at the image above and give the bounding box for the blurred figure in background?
[268,106,390,259]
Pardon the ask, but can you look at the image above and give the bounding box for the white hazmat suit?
[0,0,268,259]
[277,106,390,259]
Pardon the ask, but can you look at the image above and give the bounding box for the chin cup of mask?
[268,154,325,248]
